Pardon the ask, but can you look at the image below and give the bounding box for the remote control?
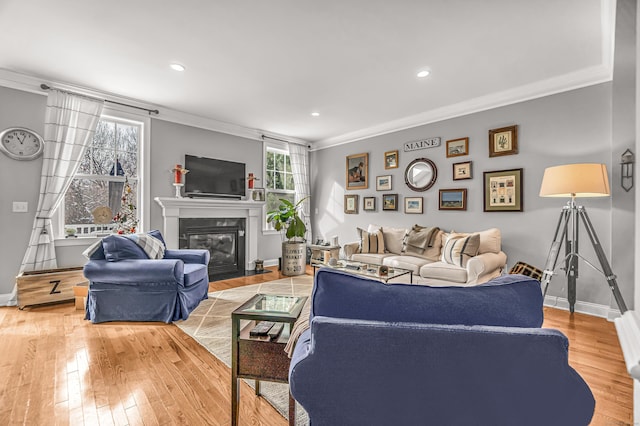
[250,321,275,337]
[268,323,285,340]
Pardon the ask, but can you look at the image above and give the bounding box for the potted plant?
[267,197,308,276]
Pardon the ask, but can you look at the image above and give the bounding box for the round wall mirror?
[404,158,437,191]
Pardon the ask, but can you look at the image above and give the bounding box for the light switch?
[13,201,28,213]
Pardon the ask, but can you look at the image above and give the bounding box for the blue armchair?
[289,269,595,426]
[83,230,210,323]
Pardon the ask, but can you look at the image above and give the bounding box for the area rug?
[176,275,313,425]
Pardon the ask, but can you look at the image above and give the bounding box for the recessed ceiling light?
[170,63,186,72]
[311,112,320,117]
[417,70,430,78]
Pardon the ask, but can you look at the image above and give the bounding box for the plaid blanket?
[285,298,311,358]
[404,225,440,255]
[124,234,166,259]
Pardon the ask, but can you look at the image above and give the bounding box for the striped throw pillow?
[124,233,166,260]
[357,227,385,254]
[441,233,480,267]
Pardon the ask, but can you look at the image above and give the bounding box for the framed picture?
[404,197,423,214]
[376,175,392,191]
[346,153,368,190]
[452,161,472,180]
[489,125,518,157]
[382,194,398,211]
[439,189,467,211]
[384,150,399,169]
[344,194,359,214]
[363,196,376,211]
[446,137,469,158]
[483,168,523,212]
[251,188,265,201]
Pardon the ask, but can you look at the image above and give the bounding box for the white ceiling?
[0,0,613,148]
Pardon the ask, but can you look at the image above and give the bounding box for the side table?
[231,293,308,426]
[309,244,341,265]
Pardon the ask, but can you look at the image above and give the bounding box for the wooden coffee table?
[231,293,308,426]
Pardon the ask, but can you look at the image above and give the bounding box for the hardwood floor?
[0,266,633,425]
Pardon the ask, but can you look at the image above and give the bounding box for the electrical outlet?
[12,201,28,213]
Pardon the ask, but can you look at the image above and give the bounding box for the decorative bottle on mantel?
[172,164,189,198]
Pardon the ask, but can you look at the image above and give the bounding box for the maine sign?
[404,137,441,152]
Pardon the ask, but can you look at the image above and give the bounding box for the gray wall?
[147,119,282,259]
[0,86,282,296]
[310,82,634,309]
[611,0,636,311]
[0,86,46,296]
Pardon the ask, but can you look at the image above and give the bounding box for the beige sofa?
[343,225,507,286]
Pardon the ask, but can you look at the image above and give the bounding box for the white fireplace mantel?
[154,197,264,269]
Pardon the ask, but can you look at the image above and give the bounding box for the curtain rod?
[261,134,311,149]
[40,84,159,115]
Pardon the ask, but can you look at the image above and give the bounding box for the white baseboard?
[264,258,280,268]
[544,295,621,320]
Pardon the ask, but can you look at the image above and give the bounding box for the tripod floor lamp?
[539,163,628,314]
[540,164,640,382]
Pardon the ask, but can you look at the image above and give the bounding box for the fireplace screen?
[189,230,238,272]
[179,218,246,279]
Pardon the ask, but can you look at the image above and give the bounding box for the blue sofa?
[83,230,210,323]
[289,269,595,426]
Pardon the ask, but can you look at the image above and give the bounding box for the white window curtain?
[288,143,311,242]
[19,90,104,273]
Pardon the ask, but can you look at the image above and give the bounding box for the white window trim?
[262,140,295,234]
[53,107,150,245]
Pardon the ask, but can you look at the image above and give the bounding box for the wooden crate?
[17,267,87,309]
[73,283,89,310]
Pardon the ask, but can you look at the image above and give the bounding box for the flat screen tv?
[184,155,246,199]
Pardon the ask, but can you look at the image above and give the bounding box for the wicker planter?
[282,242,306,276]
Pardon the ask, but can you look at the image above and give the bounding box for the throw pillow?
[102,235,149,262]
[476,228,501,254]
[381,226,408,254]
[147,229,167,248]
[124,233,166,259]
[442,228,501,254]
[441,233,480,267]
[357,227,385,254]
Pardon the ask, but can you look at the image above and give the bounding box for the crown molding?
[312,0,616,151]
[0,68,306,145]
[0,55,613,153]
[311,64,613,151]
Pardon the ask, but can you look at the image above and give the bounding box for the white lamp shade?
[539,163,610,197]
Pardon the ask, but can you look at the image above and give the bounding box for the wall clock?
[0,127,45,161]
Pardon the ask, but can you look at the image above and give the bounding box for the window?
[62,116,142,236]
[264,143,296,230]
